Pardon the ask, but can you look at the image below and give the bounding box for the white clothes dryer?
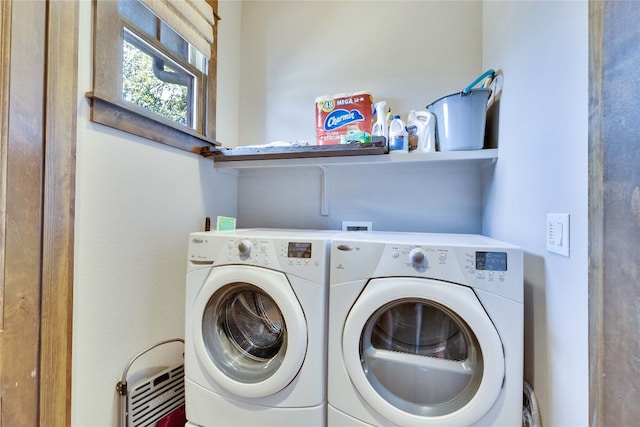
[328,232,523,427]
[185,229,334,427]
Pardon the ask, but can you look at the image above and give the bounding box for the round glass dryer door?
[192,265,307,398]
[364,299,482,412]
[342,278,504,426]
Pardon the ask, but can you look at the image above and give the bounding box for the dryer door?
[342,277,504,426]
[192,265,307,398]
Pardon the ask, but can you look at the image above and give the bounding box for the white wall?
[237,0,483,147]
[235,0,486,233]
[216,0,243,146]
[237,162,486,232]
[71,1,238,425]
[482,1,588,426]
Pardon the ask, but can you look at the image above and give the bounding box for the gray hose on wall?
[523,380,541,427]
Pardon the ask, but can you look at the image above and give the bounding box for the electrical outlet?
[546,213,570,257]
[342,221,373,232]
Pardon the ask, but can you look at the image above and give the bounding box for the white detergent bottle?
[412,110,436,152]
[388,115,408,153]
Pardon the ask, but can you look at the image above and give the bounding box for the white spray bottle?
[372,101,388,143]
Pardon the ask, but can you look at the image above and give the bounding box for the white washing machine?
[185,229,335,427]
[328,232,523,427]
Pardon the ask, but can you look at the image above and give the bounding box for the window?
[88,0,219,155]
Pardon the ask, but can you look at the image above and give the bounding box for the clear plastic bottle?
[388,115,408,153]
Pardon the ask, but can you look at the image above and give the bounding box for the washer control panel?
[223,238,318,267]
[189,232,330,283]
[189,234,326,267]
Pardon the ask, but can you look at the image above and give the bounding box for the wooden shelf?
[213,148,498,169]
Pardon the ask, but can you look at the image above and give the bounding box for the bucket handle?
[463,69,495,94]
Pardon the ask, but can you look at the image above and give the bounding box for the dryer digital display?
[288,242,312,258]
[475,252,507,271]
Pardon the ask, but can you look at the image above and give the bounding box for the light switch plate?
[547,213,570,257]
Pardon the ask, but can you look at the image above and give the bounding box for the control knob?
[238,239,252,260]
[409,247,429,272]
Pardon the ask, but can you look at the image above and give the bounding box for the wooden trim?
[206,0,218,142]
[92,0,122,100]
[589,1,640,424]
[39,1,78,425]
[87,94,219,155]
[92,0,218,154]
[212,142,386,162]
[588,1,604,426]
[1,0,46,424]
[0,0,10,331]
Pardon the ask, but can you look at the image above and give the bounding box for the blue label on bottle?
[389,135,406,151]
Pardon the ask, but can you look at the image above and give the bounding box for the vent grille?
[127,364,185,427]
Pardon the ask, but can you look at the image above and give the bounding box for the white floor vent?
[128,364,185,427]
[117,338,185,427]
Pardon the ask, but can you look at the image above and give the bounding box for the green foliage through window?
[122,34,192,126]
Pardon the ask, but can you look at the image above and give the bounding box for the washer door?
[342,278,504,426]
[192,265,307,398]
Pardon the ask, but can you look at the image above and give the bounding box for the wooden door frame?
[2,0,78,424]
[589,1,640,425]
[39,0,78,425]
[588,1,604,423]
[2,0,47,424]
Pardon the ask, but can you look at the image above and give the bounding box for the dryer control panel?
[332,238,523,303]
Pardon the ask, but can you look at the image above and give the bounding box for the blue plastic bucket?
[426,88,491,151]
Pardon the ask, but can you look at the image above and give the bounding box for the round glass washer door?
[342,277,504,426]
[192,265,307,398]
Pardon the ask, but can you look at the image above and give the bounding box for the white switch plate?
[547,213,570,257]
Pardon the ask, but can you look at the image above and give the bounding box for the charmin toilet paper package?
[315,91,373,145]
